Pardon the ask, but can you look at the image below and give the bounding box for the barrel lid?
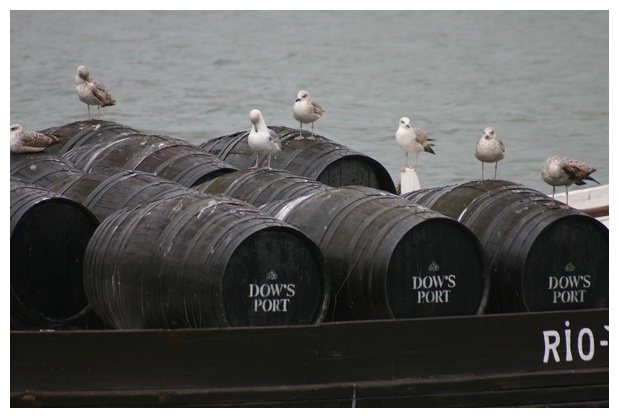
[520,215,608,312]
[10,182,99,329]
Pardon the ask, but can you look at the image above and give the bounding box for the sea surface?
[9,10,609,193]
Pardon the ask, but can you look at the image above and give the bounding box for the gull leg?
[250,155,260,169]
[266,155,273,170]
[544,186,556,206]
[413,153,419,171]
[556,186,570,209]
[401,153,408,173]
[494,162,498,179]
[481,162,485,180]
[294,122,305,140]
[307,122,316,140]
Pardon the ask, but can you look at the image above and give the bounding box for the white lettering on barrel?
[248,280,296,313]
[547,275,591,304]
[411,274,456,304]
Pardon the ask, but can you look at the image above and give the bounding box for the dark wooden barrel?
[57,168,207,222]
[200,126,397,193]
[192,168,333,207]
[84,193,331,329]
[41,120,142,155]
[61,134,237,187]
[10,179,99,329]
[402,180,609,313]
[10,152,85,192]
[261,186,489,322]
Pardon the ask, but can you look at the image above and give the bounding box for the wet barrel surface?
[262,186,489,321]
[10,179,99,329]
[84,193,331,329]
[200,126,397,193]
[403,180,609,313]
[192,168,333,207]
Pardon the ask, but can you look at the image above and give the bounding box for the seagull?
[248,109,282,170]
[395,117,436,172]
[475,127,505,180]
[75,65,116,119]
[10,124,62,154]
[292,90,324,140]
[541,155,600,206]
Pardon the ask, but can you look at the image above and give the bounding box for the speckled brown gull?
[75,65,116,119]
[292,90,324,140]
[395,117,435,172]
[475,127,505,180]
[541,155,599,206]
[248,109,282,170]
[10,124,61,154]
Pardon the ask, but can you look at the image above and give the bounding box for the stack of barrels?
[10,120,608,331]
[402,181,609,313]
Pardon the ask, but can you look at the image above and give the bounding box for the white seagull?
[75,65,116,119]
[541,155,599,206]
[248,109,282,170]
[395,117,436,172]
[10,124,62,154]
[475,127,506,180]
[292,90,324,140]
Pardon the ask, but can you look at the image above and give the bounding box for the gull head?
[483,127,496,140]
[10,124,23,136]
[76,65,90,80]
[249,109,263,125]
[399,117,411,129]
[296,90,310,102]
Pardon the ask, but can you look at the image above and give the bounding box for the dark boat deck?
[11,308,609,407]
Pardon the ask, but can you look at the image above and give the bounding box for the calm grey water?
[10,10,609,193]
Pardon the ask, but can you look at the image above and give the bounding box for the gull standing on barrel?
[248,109,282,170]
[10,124,61,154]
[541,155,599,206]
[75,65,116,120]
[395,117,436,172]
[475,127,505,180]
[293,90,324,140]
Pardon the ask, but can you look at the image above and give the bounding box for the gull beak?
[295,97,301,102]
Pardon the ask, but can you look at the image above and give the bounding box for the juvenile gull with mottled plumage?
[10,124,61,153]
[75,65,116,119]
[395,117,436,172]
[475,127,505,180]
[541,155,599,206]
[293,90,324,140]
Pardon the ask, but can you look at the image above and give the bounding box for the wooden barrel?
[41,120,141,155]
[192,168,333,207]
[57,168,208,222]
[10,152,85,192]
[10,179,99,329]
[200,126,397,193]
[402,180,609,313]
[84,193,331,329]
[261,186,489,322]
[61,134,237,187]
